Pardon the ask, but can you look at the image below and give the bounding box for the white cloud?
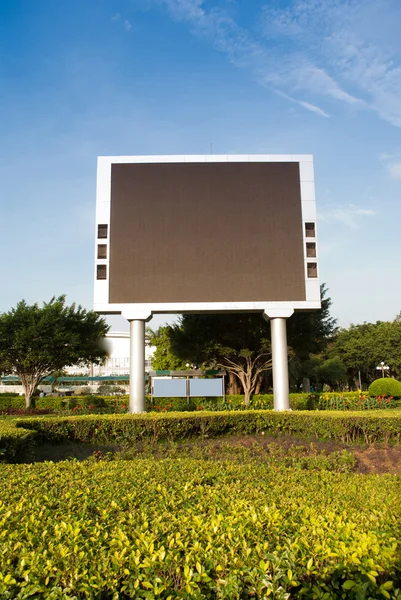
[111,12,132,32]
[274,90,330,118]
[150,0,329,118]
[319,204,375,229]
[145,0,401,126]
[260,0,401,127]
[388,163,401,180]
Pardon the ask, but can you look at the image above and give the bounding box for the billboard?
[94,155,320,316]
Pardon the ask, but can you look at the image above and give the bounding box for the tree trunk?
[20,374,38,408]
[220,354,272,406]
[302,377,311,393]
[255,374,263,394]
[228,371,241,395]
[240,370,253,407]
[24,386,36,409]
[243,386,251,406]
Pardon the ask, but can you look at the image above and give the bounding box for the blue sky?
[0,0,400,331]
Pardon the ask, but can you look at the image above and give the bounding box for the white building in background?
[65,332,155,376]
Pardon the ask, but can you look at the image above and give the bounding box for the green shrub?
[369,378,401,398]
[145,393,320,412]
[18,410,401,446]
[0,396,25,410]
[0,392,376,413]
[0,422,37,463]
[81,394,106,408]
[0,391,20,397]
[0,459,399,598]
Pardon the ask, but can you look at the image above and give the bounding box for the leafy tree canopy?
[0,296,109,407]
[287,284,337,361]
[148,326,189,371]
[328,319,401,382]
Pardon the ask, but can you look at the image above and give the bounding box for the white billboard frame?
[94,154,321,413]
[94,154,320,320]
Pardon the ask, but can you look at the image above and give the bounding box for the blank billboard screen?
[153,379,187,398]
[109,162,306,304]
[190,378,224,397]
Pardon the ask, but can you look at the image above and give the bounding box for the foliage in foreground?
[0,422,36,463]
[17,410,401,447]
[0,459,400,599]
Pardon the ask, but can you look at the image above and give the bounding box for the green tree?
[0,296,110,407]
[316,357,348,390]
[168,314,272,406]
[286,284,337,389]
[148,326,188,371]
[49,369,68,394]
[328,319,401,386]
[287,284,337,359]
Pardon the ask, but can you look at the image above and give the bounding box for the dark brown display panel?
[109,162,306,303]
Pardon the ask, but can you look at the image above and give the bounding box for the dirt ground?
[31,434,401,475]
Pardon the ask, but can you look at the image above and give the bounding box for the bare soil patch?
[31,434,401,475]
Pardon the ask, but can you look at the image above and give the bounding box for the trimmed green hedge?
[0,422,37,463]
[18,410,401,446]
[0,396,25,410]
[369,378,401,398]
[1,391,398,413]
[0,459,399,598]
[0,395,126,411]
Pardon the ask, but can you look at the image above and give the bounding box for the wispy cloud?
[319,204,375,229]
[146,0,329,118]
[261,0,401,127]
[274,90,330,118]
[111,12,132,32]
[388,163,401,180]
[379,153,401,179]
[145,0,401,126]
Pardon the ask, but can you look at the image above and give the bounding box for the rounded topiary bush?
[368,377,401,398]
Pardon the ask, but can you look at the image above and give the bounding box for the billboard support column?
[123,310,152,414]
[129,319,145,413]
[263,309,294,411]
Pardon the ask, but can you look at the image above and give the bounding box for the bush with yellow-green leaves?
[18,410,401,446]
[0,458,400,599]
[0,421,36,463]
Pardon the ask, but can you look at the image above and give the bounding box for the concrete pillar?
[122,310,152,414]
[129,319,146,413]
[263,309,293,411]
[270,317,290,411]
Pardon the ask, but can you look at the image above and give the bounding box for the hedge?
[0,422,37,463]
[18,410,401,446]
[0,459,399,598]
[0,396,125,411]
[0,391,386,413]
[368,378,401,398]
